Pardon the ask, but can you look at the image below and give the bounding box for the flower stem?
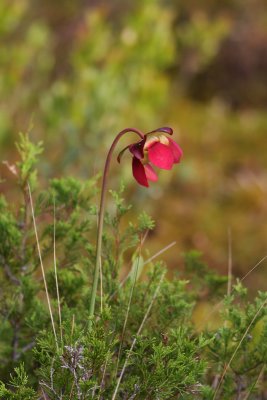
[88,128,144,330]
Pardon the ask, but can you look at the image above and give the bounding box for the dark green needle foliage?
[0,134,266,399]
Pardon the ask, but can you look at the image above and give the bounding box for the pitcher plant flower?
[117,127,183,187]
[89,127,182,329]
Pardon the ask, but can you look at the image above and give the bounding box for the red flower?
[117,127,183,187]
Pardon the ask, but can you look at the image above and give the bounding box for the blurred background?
[0,0,267,291]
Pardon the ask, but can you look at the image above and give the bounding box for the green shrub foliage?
[0,135,266,399]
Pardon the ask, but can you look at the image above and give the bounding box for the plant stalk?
[88,128,144,329]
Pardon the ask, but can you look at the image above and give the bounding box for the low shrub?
[0,134,266,399]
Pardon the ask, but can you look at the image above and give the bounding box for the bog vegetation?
[0,135,266,399]
[1,0,267,398]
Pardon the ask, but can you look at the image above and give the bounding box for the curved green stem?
[88,128,144,330]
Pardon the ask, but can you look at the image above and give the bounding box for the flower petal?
[146,127,173,136]
[144,164,158,182]
[169,139,183,163]
[129,137,146,160]
[132,157,149,187]
[148,142,174,170]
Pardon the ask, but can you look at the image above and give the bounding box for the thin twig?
[21,186,30,262]
[69,380,75,400]
[227,227,232,296]
[53,196,63,347]
[40,386,49,400]
[235,375,244,400]
[98,355,109,400]
[40,381,62,400]
[196,254,267,331]
[213,297,267,399]
[115,236,143,377]
[71,314,75,344]
[99,256,103,313]
[4,263,20,285]
[28,182,58,351]
[11,321,19,362]
[243,364,265,400]
[109,241,176,301]
[96,201,104,314]
[142,240,176,266]
[0,255,20,285]
[13,341,35,361]
[240,255,267,283]
[111,271,165,400]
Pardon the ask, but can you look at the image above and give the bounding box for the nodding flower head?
[117,127,183,187]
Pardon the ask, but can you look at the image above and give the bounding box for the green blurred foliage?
[1,0,267,287]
